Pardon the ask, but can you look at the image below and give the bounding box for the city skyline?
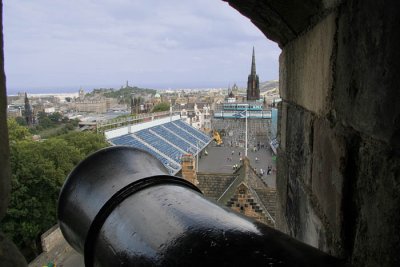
[4,0,280,94]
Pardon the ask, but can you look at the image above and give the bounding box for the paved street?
[60,249,83,267]
[198,140,276,188]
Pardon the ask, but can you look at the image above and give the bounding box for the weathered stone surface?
[224,0,342,46]
[275,101,287,232]
[278,105,344,255]
[277,100,287,152]
[224,0,298,45]
[281,13,336,115]
[311,119,345,237]
[335,0,400,146]
[285,104,314,186]
[40,225,64,253]
[349,139,400,267]
[277,103,314,233]
[0,232,27,267]
[0,1,11,222]
[300,196,327,252]
[295,184,324,250]
[322,0,343,9]
[275,149,288,233]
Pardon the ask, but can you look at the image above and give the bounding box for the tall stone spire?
[247,47,260,101]
[251,46,256,76]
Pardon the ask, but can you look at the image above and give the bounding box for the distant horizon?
[5,1,280,94]
[6,79,278,95]
[6,83,239,95]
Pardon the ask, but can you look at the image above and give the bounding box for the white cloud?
[4,0,280,92]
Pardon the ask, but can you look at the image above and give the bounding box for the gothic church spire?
[251,46,256,76]
[247,47,260,101]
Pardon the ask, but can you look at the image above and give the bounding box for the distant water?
[7,86,80,96]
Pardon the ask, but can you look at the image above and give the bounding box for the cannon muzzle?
[58,146,345,266]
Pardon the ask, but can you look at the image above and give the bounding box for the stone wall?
[274,0,400,266]
[225,0,400,265]
[0,0,10,225]
[40,225,64,253]
[0,1,27,265]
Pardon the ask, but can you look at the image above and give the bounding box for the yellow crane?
[213,130,223,146]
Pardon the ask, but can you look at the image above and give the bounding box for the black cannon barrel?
[58,146,345,267]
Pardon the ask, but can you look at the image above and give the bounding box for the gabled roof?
[196,157,276,227]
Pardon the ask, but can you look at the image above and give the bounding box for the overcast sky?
[4,0,280,93]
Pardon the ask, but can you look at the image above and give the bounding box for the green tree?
[59,131,108,155]
[15,116,27,126]
[39,117,53,129]
[152,102,170,112]
[2,141,69,259]
[7,118,31,142]
[48,112,63,123]
[1,127,109,260]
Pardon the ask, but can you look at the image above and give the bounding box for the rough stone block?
[41,225,64,252]
[281,13,336,115]
[275,145,289,233]
[276,103,314,233]
[285,104,314,186]
[277,99,288,153]
[311,119,345,237]
[335,0,400,146]
[296,185,325,250]
[350,139,400,267]
[301,199,326,251]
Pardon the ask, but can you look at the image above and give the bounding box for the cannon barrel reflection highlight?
[58,146,344,267]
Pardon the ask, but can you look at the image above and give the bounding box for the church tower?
[247,47,260,101]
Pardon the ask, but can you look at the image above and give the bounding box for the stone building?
[193,157,277,227]
[73,89,113,113]
[176,103,211,132]
[74,99,109,113]
[247,47,260,101]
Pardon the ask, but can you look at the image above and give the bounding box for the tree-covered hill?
[86,86,157,104]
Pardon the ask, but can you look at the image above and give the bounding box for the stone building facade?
[195,158,277,228]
